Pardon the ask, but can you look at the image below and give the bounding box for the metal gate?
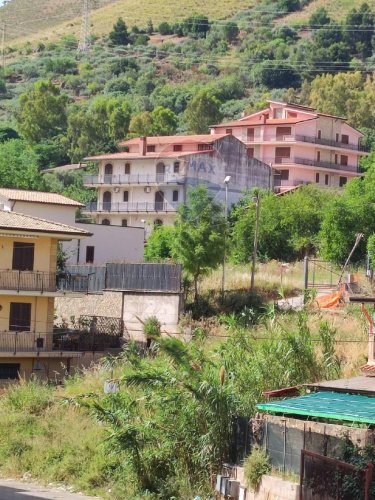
[303,257,340,290]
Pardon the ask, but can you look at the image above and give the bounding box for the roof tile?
[0,189,84,207]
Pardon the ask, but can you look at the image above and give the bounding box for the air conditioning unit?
[113,187,120,193]
[144,186,151,193]
[226,479,240,499]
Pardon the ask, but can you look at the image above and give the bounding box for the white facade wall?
[0,198,77,225]
[63,223,144,265]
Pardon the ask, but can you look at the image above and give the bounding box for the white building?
[0,189,144,265]
[83,134,273,232]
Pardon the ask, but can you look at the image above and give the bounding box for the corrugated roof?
[257,391,375,424]
[119,133,227,147]
[307,376,375,396]
[0,189,84,207]
[42,163,87,174]
[0,210,91,237]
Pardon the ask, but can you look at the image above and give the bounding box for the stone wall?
[55,290,183,342]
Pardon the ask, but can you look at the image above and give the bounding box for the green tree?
[129,106,177,136]
[309,7,331,27]
[173,185,226,300]
[66,95,131,161]
[182,15,210,38]
[109,17,130,45]
[145,225,176,261]
[344,3,374,58]
[222,22,239,43]
[253,61,301,89]
[0,139,43,189]
[185,90,222,134]
[158,22,172,35]
[16,80,69,144]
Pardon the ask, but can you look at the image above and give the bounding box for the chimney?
[139,136,147,156]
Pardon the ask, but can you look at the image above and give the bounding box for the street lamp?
[250,191,261,293]
[221,176,231,299]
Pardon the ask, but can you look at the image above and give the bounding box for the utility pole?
[77,0,91,54]
[250,192,261,293]
[1,22,5,70]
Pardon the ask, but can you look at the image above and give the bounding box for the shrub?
[158,22,173,36]
[143,316,161,338]
[244,448,271,490]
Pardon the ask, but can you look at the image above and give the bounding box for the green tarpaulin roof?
[256,391,375,424]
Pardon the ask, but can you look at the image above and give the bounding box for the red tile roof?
[85,150,212,161]
[361,364,375,375]
[119,133,228,147]
[212,116,317,128]
[0,188,84,207]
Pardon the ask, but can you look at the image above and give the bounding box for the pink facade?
[211,101,368,191]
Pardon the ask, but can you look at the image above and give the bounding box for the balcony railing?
[83,202,179,213]
[267,157,358,172]
[245,134,369,152]
[295,134,369,152]
[0,270,89,293]
[83,174,185,185]
[0,329,122,354]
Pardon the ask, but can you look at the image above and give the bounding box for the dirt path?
[0,479,101,500]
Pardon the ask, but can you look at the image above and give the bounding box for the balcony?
[83,201,179,213]
[0,330,122,354]
[83,174,185,186]
[245,133,369,152]
[267,157,358,172]
[0,270,89,294]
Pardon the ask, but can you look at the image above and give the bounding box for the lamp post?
[221,176,231,300]
[250,191,261,293]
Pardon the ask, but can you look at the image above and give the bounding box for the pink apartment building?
[211,101,369,191]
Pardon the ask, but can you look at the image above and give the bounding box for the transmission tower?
[77,0,91,53]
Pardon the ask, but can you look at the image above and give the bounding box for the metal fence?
[300,449,373,500]
[65,263,182,293]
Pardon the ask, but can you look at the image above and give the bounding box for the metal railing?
[83,202,179,213]
[83,174,185,185]
[245,134,369,152]
[267,157,358,172]
[0,270,89,293]
[0,332,53,353]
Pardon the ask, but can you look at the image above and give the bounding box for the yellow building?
[0,210,91,383]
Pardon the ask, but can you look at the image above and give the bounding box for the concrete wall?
[54,289,183,341]
[63,223,144,265]
[5,201,77,226]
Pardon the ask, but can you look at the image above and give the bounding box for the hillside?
[0,0,255,45]
[282,0,375,23]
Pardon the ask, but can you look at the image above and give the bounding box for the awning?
[256,391,375,424]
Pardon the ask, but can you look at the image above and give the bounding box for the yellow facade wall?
[0,357,71,384]
[0,295,52,333]
[0,236,58,272]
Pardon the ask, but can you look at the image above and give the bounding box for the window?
[173,144,182,152]
[341,134,349,145]
[9,303,31,331]
[85,246,94,264]
[280,170,289,181]
[102,219,111,225]
[122,219,128,227]
[12,242,34,271]
[336,133,339,142]
[288,112,297,118]
[226,128,233,134]
[125,163,131,175]
[276,127,291,140]
[123,191,129,202]
[247,148,254,158]
[273,108,283,118]
[198,143,213,151]
[104,163,113,175]
[147,145,155,152]
[0,363,20,380]
[340,155,348,166]
[247,128,255,141]
[315,173,320,183]
[334,154,338,164]
[275,147,290,162]
[317,151,321,162]
[317,130,322,139]
[173,162,180,173]
[339,176,347,187]
[325,174,329,186]
[173,190,179,202]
